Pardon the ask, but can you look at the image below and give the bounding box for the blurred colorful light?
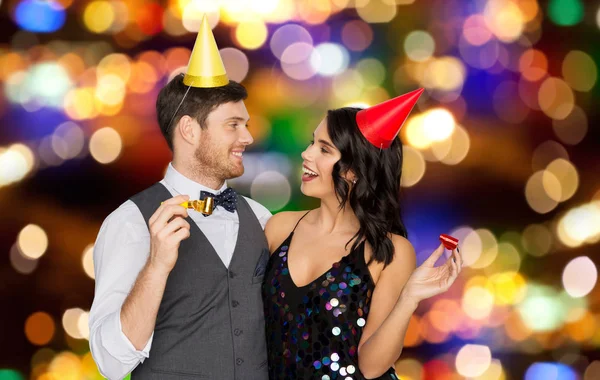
[89,127,123,164]
[562,50,597,92]
[270,24,313,60]
[14,0,66,33]
[311,43,350,77]
[17,224,48,259]
[562,256,597,298]
[548,0,584,26]
[525,362,578,380]
[456,344,492,377]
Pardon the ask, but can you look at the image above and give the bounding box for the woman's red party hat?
[356,88,424,149]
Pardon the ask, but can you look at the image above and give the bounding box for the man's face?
[194,101,253,180]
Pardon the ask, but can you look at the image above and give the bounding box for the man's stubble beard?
[193,139,244,181]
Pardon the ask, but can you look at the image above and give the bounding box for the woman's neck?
[314,195,360,235]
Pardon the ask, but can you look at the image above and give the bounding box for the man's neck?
[171,160,224,191]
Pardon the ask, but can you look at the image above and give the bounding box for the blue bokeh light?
[14,0,66,33]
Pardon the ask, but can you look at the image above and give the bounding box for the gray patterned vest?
[130,183,269,380]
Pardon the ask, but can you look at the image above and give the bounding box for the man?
[89,16,271,380]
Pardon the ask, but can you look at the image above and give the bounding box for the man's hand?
[147,195,191,275]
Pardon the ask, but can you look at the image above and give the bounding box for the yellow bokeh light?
[18,224,48,259]
[400,145,426,187]
[562,50,597,92]
[525,171,559,214]
[557,202,600,247]
[182,1,219,32]
[395,358,423,380]
[62,308,85,339]
[48,351,83,380]
[522,224,552,257]
[461,229,483,267]
[64,87,98,120]
[404,30,435,62]
[487,272,527,306]
[423,57,467,92]
[470,229,498,269]
[332,69,364,101]
[538,77,575,120]
[77,311,90,340]
[463,286,495,320]
[439,124,470,165]
[422,108,455,142]
[484,0,525,43]
[83,1,115,34]
[483,242,522,276]
[472,359,506,380]
[456,344,492,377]
[95,74,126,107]
[97,53,131,83]
[82,244,95,279]
[356,0,397,23]
[89,127,123,164]
[235,19,268,50]
[0,145,33,186]
[545,158,579,202]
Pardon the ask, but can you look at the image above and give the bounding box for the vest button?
[232,300,239,307]
[234,329,243,336]
[229,271,235,279]
[236,358,244,365]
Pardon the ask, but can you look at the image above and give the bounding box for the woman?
[262,90,463,379]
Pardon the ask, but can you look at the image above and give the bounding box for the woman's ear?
[343,169,357,184]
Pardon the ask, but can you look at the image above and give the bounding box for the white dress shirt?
[88,163,272,380]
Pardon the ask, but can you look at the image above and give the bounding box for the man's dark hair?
[156,73,248,150]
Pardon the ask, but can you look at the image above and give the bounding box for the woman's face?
[300,118,343,199]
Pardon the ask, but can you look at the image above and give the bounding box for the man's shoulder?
[101,199,146,230]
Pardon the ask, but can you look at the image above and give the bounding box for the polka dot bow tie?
[200,187,237,213]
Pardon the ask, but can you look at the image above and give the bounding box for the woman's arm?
[357,238,462,379]
[356,235,416,378]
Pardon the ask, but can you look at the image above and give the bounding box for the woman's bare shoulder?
[265,210,312,254]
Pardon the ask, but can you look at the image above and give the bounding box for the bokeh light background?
[1,0,599,379]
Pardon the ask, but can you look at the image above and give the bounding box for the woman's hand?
[400,243,463,304]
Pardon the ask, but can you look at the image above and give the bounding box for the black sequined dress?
[262,212,399,380]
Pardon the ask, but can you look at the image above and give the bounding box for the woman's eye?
[321,148,328,154]
[309,140,314,145]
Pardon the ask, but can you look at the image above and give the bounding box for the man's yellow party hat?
[183,15,229,88]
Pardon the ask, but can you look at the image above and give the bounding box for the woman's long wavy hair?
[327,107,407,267]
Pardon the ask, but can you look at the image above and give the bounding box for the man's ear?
[176,115,200,145]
